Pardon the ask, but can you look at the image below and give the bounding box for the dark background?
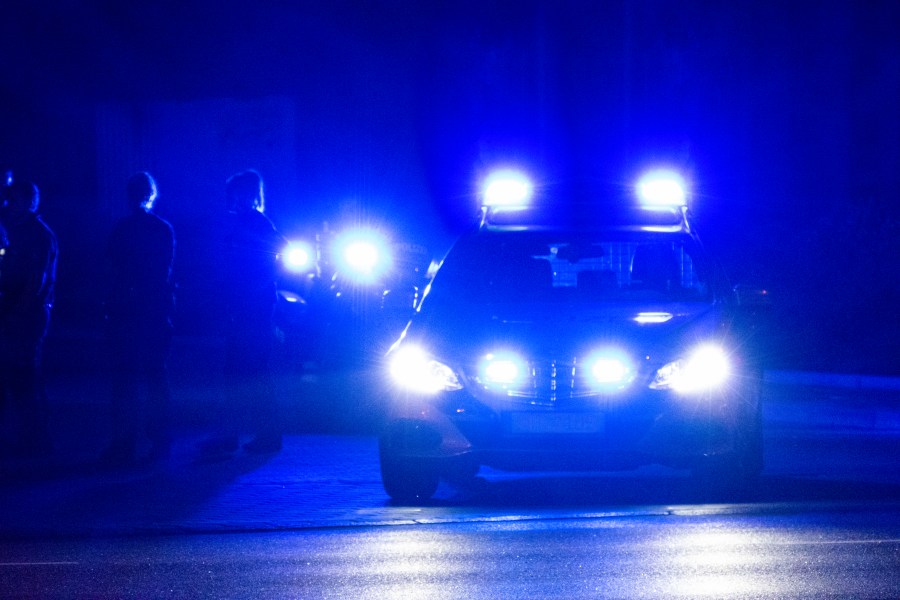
[1,0,897,374]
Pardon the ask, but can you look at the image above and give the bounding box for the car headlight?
[332,228,392,284]
[283,240,315,273]
[389,345,462,394]
[650,343,731,393]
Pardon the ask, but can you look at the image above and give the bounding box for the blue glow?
[480,352,527,386]
[585,348,635,391]
[633,312,674,324]
[283,241,314,272]
[482,169,533,207]
[278,290,303,303]
[344,240,378,270]
[679,344,730,392]
[389,345,461,394]
[651,343,731,393]
[637,170,687,207]
[333,228,392,283]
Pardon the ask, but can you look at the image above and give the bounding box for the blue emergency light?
[482,169,533,208]
[637,170,687,207]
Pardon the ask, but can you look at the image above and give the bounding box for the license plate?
[505,412,604,435]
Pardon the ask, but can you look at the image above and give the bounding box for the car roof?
[478,178,694,234]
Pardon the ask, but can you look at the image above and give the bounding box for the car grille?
[472,357,625,408]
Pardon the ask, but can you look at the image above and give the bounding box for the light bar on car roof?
[482,169,533,208]
[637,169,687,207]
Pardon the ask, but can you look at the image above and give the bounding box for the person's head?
[1,179,39,225]
[127,172,158,212]
[226,169,265,214]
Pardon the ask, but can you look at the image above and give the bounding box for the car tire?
[379,445,440,502]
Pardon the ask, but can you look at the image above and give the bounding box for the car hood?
[409,300,725,365]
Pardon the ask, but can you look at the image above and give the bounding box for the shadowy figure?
[0,179,58,457]
[202,169,287,456]
[100,172,176,466]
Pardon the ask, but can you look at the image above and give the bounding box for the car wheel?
[379,444,440,502]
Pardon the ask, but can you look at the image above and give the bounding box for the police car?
[379,169,767,501]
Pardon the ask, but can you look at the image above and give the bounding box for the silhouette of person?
[100,172,176,466]
[0,179,58,456]
[203,169,287,455]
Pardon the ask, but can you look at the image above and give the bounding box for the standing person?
[204,169,287,455]
[0,179,58,457]
[100,172,176,466]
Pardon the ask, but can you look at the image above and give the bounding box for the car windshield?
[428,230,712,306]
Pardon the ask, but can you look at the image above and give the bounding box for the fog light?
[480,352,527,387]
[585,348,635,391]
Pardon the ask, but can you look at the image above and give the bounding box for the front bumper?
[381,384,750,472]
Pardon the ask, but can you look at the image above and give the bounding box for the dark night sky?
[1,1,898,373]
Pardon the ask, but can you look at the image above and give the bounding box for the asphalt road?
[2,504,899,599]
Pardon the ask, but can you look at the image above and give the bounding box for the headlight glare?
[480,352,527,387]
[333,228,392,283]
[283,240,314,272]
[651,344,731,393]
[592,358,629,384]
[389,345,461,394]
[585,348,635,391]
